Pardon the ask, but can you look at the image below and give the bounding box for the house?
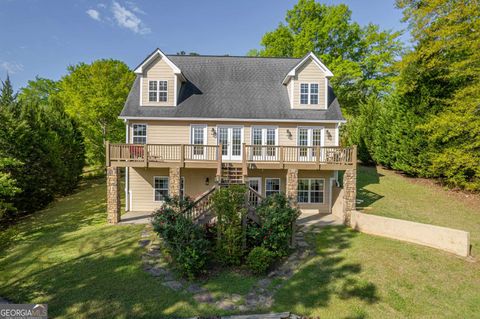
[106,49,357,224]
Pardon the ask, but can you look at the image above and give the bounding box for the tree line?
[0,60,134,222]
[250,0,480,191]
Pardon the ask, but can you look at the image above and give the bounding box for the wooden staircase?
[220,163,244,184]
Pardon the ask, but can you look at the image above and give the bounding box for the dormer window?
[148,80,168,102]
[300,83,319,105]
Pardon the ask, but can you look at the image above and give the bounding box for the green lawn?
[357,165,480,252]
[0,170,479,318]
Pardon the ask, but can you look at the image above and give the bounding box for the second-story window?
[148,80,168,102]
[300,83,319,105]
[132,124,147,144]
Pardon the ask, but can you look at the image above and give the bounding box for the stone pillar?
[286,168,298,206]
[107,166,121,224]
[342,168,357,225]
[169,167,181,198]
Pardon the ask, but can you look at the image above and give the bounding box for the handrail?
[107,143,356,167]
[181,186,217,221]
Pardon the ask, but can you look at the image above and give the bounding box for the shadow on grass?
[357,166,384,208]
[274,226,378,315]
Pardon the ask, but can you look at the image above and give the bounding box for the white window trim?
[131,123,147,144]
[148,80,168,103]
[250,126,279,146]
[298,178,325,204]
[180,176,185,199]
[216,125,244,161]
[265,178,281,197]
[300,82,320,105]
[296,126,325,147]
[153,176,169,202]
[190,124,208,145]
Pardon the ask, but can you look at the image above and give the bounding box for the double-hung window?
[191,125,207,157]
[132,124,147,144]
[298,127,323,160]
[298,178,324,203]
[265,178,280,197]
[148,80,168,102]
[154,176,169,201]
[300,83,319,105]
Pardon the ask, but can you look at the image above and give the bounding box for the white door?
[191,125,207,160]
[247,177,262,206]
[251,127,278,161]
[218,126,243,161]
[298,127,323,161]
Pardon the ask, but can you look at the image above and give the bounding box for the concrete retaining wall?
[350,211,471,257]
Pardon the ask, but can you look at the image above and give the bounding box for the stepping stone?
[216,299,236,311]
[194,292,214,303]
[141,230,150,238]
[163,280,183,291]
[186,283,204,294]
[257,278,272,288]
[297,241,309,248]
[146,267,169,277]
[138,240,150,247]
[230,294,242,303]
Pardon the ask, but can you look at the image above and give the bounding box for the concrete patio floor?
[118,210,342,227]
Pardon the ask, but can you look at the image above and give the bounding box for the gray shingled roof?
[120,55,345,121]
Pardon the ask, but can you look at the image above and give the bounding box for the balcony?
[106,142,357,171]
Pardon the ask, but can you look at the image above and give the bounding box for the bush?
[254,193,300,257]
[246,247,275,275]
[211,185,247,266]
[152,197,210,279]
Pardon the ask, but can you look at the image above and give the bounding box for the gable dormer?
[283,52,333,110]
[134,48,185,107]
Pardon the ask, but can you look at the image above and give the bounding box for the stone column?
[169,167,181,198]
[286,168,298,206]
[107,166,121,224]
[342,168,357,225]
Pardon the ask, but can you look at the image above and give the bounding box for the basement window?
[154,176,169,201]
[265,178,280,197]
[298,178,324,204]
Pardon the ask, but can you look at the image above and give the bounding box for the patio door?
[251,127,278,161]
[218,126,243,161]
[191,125,207,160]
[298,127,323,161]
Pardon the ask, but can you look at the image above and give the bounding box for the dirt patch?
[376,166,480,211]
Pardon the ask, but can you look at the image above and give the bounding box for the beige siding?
[129,168,334,214]
[291,59,327,109]
[129,120,338,147]
[141,56,176,106]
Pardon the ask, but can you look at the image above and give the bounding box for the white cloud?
[86,9,101,21]
[111,1,150,35]
[0,61,24,74]
[97,3,107,9]
[126,1,145,15]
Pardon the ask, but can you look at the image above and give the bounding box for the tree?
[58,60,135,165]
[18,77,59,105]
[0,74,16,107]
[252,0,403,115]
[396,0,480,190]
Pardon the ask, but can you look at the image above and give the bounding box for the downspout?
[125,119,130,212]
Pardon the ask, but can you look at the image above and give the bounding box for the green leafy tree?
[0,158,21,219]
[58,59,135,165]
[0,74,16,107]
[252,0,403,115]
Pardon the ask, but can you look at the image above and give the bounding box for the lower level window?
[298,178,324,203]
[154,176,169,201]
[265,178,280,197]
[180,177,185,199]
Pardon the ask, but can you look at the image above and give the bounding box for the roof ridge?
[166,54,301,60]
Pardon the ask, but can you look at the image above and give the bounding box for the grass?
[0,169,479,318]
[357,165,480,251]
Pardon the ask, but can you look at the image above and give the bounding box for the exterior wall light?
[205,177,210,185]
[286,129,293,139]
[211,128,216,138]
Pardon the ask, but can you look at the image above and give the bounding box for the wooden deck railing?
[106,142,356,170]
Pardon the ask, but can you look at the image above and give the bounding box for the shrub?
[246,247,275,275]
[211,185,247,266]
[254,193,300,257]
[152,197,210,279]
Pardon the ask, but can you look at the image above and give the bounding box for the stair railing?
[181,186,217,221]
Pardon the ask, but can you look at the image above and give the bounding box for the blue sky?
[0,0,408,90]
